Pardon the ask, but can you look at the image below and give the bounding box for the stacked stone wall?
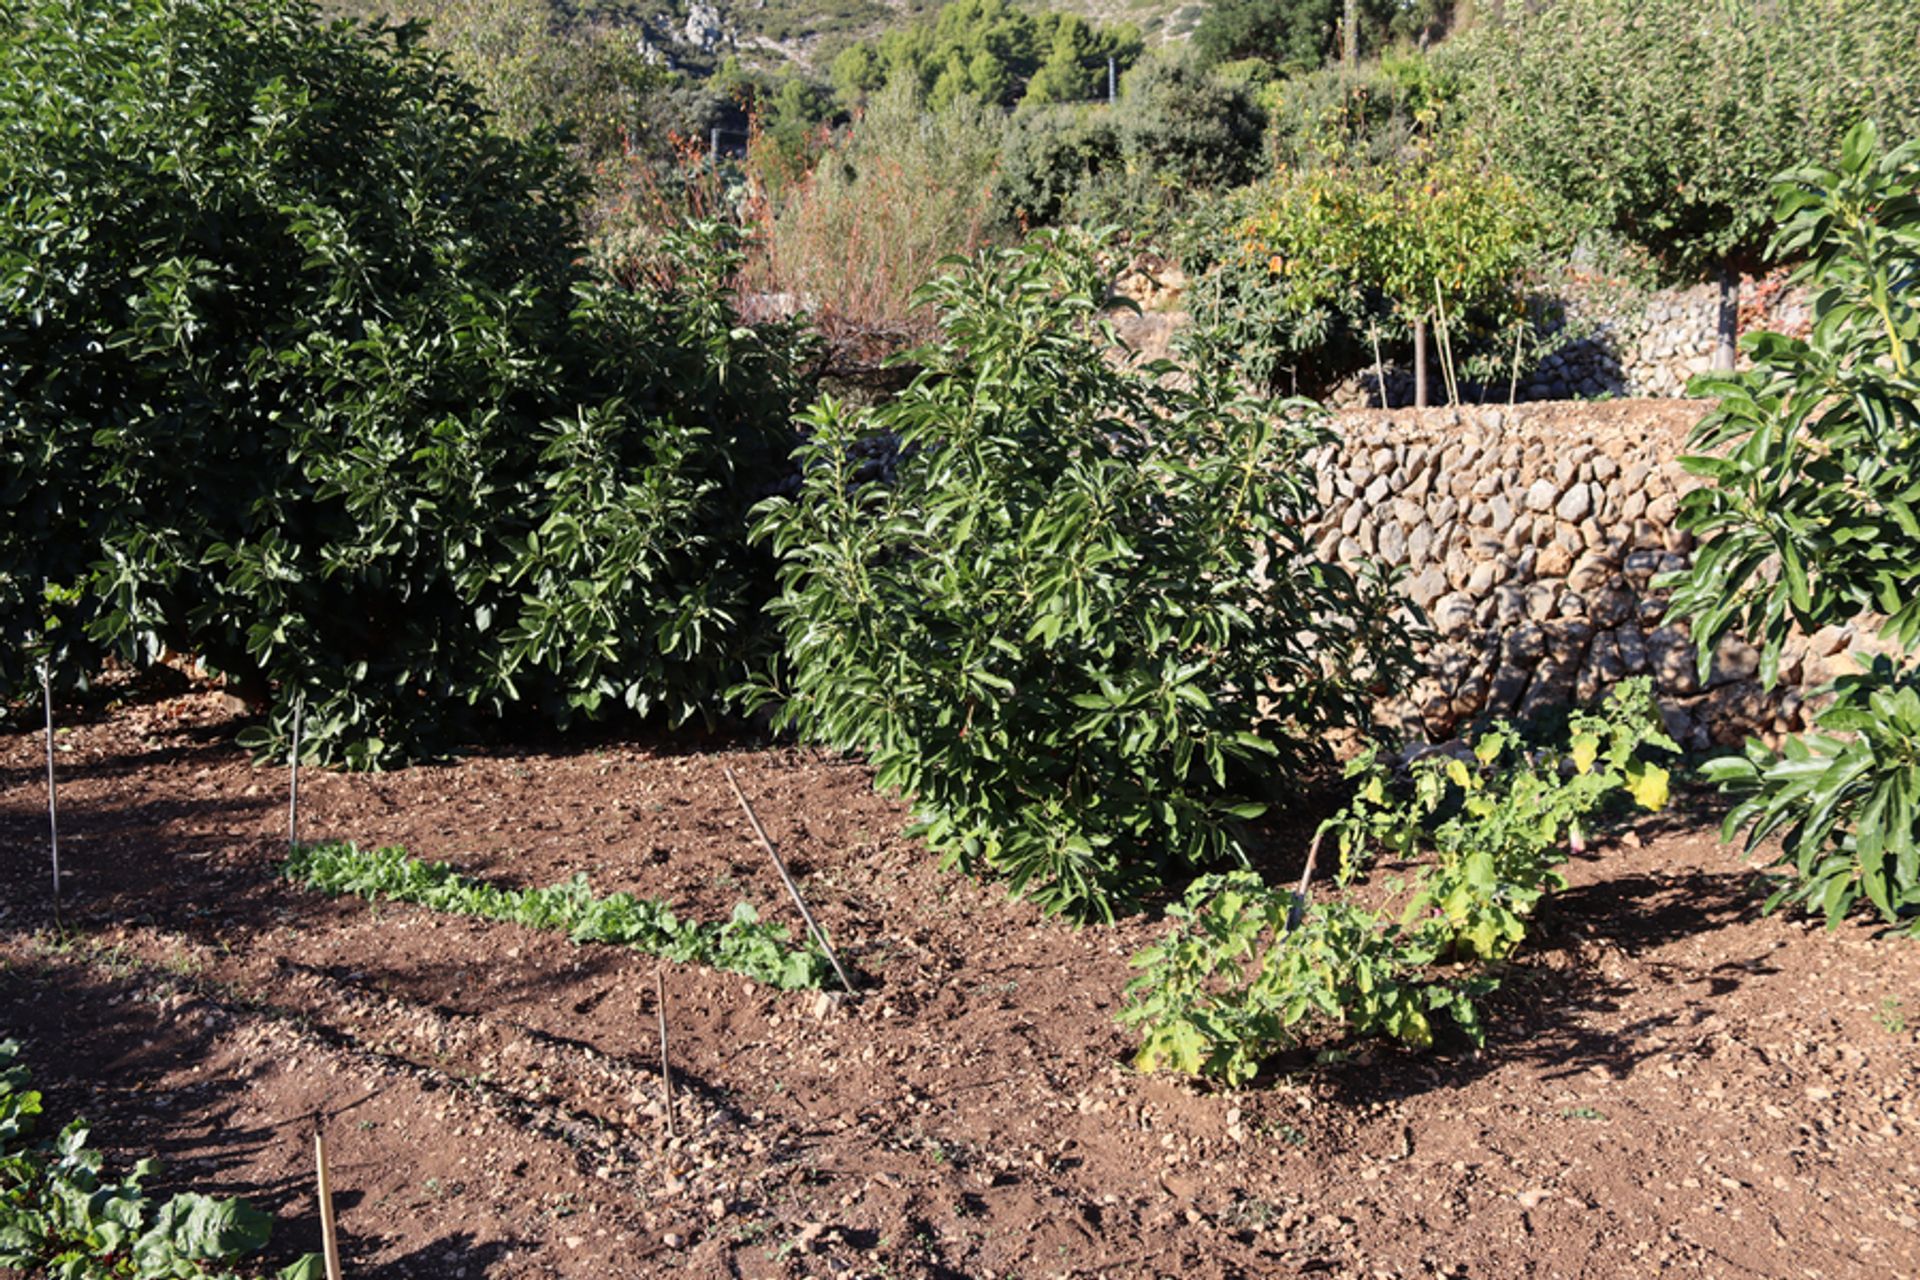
[1310,401,1875,748]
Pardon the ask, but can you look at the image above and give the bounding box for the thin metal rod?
[288,693,304,851]
[314,1124,344,1280]
[654,968,676,1141]
[41,661,62,931]
[722,766,855,995]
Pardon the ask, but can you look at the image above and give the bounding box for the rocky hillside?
[335,0,1198,74]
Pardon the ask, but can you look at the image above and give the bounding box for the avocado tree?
[0,0,805,763]
[1453,0,1920,369]
[1665,124,1920,933]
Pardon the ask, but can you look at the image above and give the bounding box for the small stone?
[1555,482,1594,523]
[1434,593,1477,639]
[1525,477,1560,512]
[1408,567,1449,611]
[1649,626,1700,696]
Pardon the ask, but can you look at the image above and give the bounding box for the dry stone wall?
[1309,401,1865,748]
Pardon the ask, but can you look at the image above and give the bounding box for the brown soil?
[2,686,1917,1279]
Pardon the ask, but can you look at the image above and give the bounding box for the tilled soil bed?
[2,686,1916,1279]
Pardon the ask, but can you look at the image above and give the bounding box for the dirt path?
[2,687,1916,1278]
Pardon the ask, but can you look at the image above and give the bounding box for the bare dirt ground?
[2,683,1917,1279]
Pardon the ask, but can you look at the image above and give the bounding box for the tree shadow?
[1300,861,1773,1109]
[355,1230,516,1280]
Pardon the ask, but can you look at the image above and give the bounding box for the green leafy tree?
[0,0,805,762]
[829,0,1142,111]
[1193,0,1448,71]
[1450,0,1920,368]
[1666,124,1920,934]
[747,235,1411,920]
[1185,129,1539,402]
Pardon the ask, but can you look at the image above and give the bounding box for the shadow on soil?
[1307,847,1775,1110]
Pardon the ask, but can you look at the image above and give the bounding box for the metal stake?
[288,693,304,851]
[41,661,62,931]
[655,968,676,1140]
[723,766,855,994]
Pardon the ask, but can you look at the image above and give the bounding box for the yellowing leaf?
[1446,758,1472,789]
[1626,763,1670,811]
[1571,733,1599,776]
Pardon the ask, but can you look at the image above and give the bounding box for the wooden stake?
[1433,280,1461,409]
[722,766,855,995]
[288,692,304,852]
[654,968,676,1140]
[1368,321,1387,408]
[314,1124,344,1280]
[1508,315,1526,409]
[40,661,62,931]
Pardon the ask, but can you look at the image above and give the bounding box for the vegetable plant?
[748,233,1411,921]
[0,1041,318,1278]
[1123,679,1673,1084]
[283,842,834,989]
[1665,123,1920,933]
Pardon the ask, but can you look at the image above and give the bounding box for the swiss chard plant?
[747,233,1412,921]
[283,842,833,989]
[1664,122,1920,933]
[1122,679,1673,1085]
[0,1041,319,1279]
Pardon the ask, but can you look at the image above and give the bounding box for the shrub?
[1665,124,1920,934]
[0,0,806,764]
[760,81,1007,335]
[1122,679,1674,1084]
[1448,0,1920,359]
[747,234,1412,920]
[997,105,1122,228]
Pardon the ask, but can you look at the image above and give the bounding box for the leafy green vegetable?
[282,842,833,989]
[0,1041,315,1278]
[1123,679,1674,1085]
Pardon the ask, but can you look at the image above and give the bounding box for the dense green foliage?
[284,842,834,987]
[1184,129,1538,395]
[996,54,1265,233]
[1192,0,1451,72]
[1123,681,1673,1084]
[748,236,1410,920]
[1667,125,1920,934]
[0,1041,319,1278]
[829,0,1143,110]
[1449,0,1920,282]
[0,0,807,764]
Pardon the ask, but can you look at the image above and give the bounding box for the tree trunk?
[1713,262,1740,372]
[1343,0,1359,64]
[1414,315,1429,409]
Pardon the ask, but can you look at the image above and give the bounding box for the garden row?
[5,0,1918,1033]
